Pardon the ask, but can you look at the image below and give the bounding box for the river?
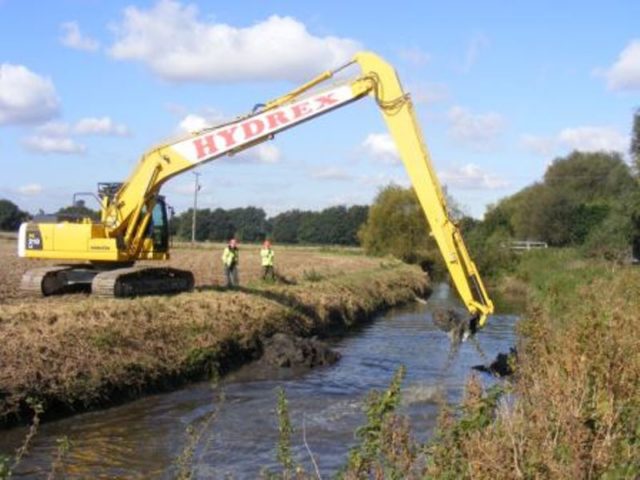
[0,283,518,478]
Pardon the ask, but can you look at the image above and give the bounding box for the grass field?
[0,238,383,304]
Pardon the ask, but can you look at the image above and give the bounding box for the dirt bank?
[0,260,429,427]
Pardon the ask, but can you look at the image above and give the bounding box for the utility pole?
[191,171,201,245]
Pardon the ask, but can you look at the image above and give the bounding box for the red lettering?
[217,126,238,147]
[265,110,290,130]
[193,135,218,159]
[242,119,265,139]
[315,93,339,109]
[291,101,313,119]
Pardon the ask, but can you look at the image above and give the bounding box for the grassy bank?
[0,240,429,427]
[426,250,639,478]
[335,249,639,479]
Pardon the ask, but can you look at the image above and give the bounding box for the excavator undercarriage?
[21,265,194,298]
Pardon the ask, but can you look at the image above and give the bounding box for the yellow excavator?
[18,51,494,328]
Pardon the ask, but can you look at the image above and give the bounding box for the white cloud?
[439,164,508,190]
[74,116,129,136]
[520,134,557,156]
[460,33,489,73]
[177,111,224,133]
[179,114,209,134]
[34,117,130,137]
[22,135,86,154]
[36,121,70,137]
[521,126,629,156]
[447,106,504,150]
[358,173,409,188]
[361,133,399,164]
[603,39,640,91]
[233,142,281,164]
[0,64,60,125]
[17,184,43,196]
[398,47,431,67]
[108,0,360,83]
[60,21,100,52]
[311,167,353,181]
[558,126,628,152]
[409,82,449,104]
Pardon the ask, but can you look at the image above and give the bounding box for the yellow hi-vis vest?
[222,247,238,267]
[260,248,274,267]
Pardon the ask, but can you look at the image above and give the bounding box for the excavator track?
[91,267,194,298]
[20,266,76,296]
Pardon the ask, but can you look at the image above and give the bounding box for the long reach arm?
[106,51,494,327]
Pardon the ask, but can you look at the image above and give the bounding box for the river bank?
[0,248,429,427]
[370,249,640,479]
[0,286,518,478]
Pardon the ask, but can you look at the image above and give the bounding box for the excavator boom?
[18,51,494,326]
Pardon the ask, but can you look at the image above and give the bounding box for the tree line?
[169,205,369,245]
[0,198,369,246]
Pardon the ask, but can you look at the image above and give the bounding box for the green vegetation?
[173,385,223,480]
[342,366,407,479]
[357,185,447,276]
[632,108,640,175]
[56,200,100,222]
[275,387,295,476]
[0,399,42,480]
[427,250,640,478]
[170,204,368,245]
[0,200,29,232]
[468,150,640,263]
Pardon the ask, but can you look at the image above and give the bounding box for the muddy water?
[0,283,518,479]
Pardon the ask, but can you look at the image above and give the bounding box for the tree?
[632,108,640,176]
[57,200,99,222]
[358,185,433,263]
[271,210,306,243]
[345,205,369,244]
[207,208,235,241]
[544,151,636,202]
[0,199,29,231]
[227,207,268,242]
[479,150,638,248]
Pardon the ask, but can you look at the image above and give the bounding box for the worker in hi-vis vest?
[260,240,275,281]
[222,238,239,287]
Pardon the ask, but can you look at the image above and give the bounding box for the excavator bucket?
[432,308,479,342]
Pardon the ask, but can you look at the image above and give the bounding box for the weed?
[47,436,71,480]
[275,387,296,476]
[302,269,324,282]
[174,384,224,480]
[0,399,43,480]
[422,250,640,478]
[342,365,407,478]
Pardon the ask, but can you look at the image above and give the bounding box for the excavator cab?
[148,197,170,253]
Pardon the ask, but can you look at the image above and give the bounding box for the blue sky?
[1,0,639,218]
